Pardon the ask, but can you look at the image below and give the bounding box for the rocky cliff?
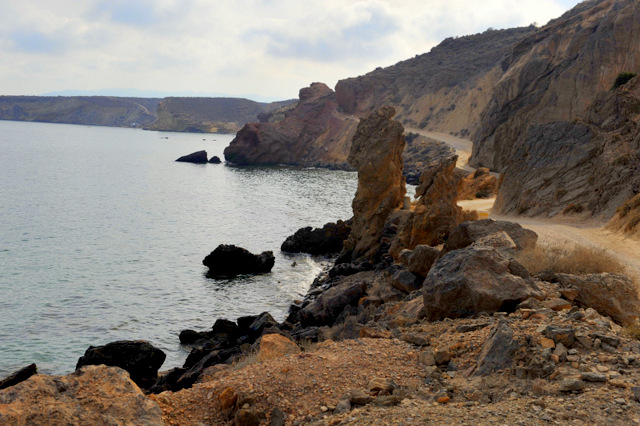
[472,0,640,172]
[224,83,359,168]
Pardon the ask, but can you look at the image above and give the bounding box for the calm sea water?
[0,120,357,376]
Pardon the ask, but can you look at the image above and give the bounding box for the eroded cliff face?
[342,107,406,263]
[494,77,640,218]
[472,0,640,172]
[223,83,359,168]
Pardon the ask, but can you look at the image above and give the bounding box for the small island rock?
[176,150,208,164]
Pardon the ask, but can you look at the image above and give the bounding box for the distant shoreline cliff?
[0,95,295,134]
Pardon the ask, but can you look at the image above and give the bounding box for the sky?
[0,0,583,102]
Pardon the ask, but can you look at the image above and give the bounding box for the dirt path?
[410,130,640,279]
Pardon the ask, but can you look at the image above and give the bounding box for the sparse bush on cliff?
[516,242,626,275]
[612,72,637,89]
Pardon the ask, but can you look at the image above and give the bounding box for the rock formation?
[341,107,406,263]
[176,150,208,164]
[458,167,498,200]
[76,340,166,389]
[472,0,640,218]
[390,151,463,256]
[0,365,163,424]
[203,245,275,277]
[443,219,538,254]
[281,220,351,255]
[0,364,37,390]
[224,83,359,168]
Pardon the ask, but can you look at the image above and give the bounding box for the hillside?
[0,96,295,133]
[146,97,294,133]
[0,96,159,127]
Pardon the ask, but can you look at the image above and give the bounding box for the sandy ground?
[410,130,640,279]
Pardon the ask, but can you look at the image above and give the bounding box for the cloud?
[0,0,583,99]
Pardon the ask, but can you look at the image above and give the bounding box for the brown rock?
[342,107,406,262]
[224,83,358,169]
[443,219,538,253]
[258,334,300,362]
[543,298,572,311]
[367,378,396,394]
[403,245,441,277]
[539,337,555,349]
[555,273,640,325]
[0,365,162,424]
[458,167,498,200]
[218,386,238,410]
[391,152,463,254]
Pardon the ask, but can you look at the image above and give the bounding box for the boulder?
[443,219,537,253]
[176,150,208,164]
[258,334,300,361]
[341,107,406,263]
[0,365,163,424]
[281,220,351,255]
[75,340,165,389]
[458,167,498,200]
[203,244,275,277]
[209,155,221,164]
[555,273,640,325]
[389,268,424,294]
[473,320,518,376]
[403,245,440,277]
[423,246,542,321]
[0,364,37,390]
[297,279,367,328]
[471,231,517,255]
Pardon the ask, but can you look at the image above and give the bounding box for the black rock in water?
[176,150,208,164]
[75,340,166,389]
[209,155,222,164]
[0,363,38,390]
[281,220,351,255]
[203,244,275,277]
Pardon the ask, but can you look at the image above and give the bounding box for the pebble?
[580,372,607,382]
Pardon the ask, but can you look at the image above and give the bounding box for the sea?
[0,120,358,376]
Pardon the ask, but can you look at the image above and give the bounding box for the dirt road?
[412,130,640,278]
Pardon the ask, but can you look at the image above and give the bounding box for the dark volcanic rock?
[473,320,518,376]
[209,155,221,164]
[297,279,367,328]
[203,244,275,277]
[443,219,537,254]
[423,246,542,321]
[0,364,38,390]
[75,340,166,389]
[281,220,351,255]
[176,150,208,164]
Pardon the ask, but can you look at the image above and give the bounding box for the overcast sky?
[0,0,582,101]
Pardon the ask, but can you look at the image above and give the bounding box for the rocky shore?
[2,108,640,425]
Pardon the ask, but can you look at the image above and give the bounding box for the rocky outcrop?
[390,152,463,257]
[458,167,498,200]
[0,365,163,424]
[403,133,457,185]
[297,279,367,328]
[176,150,208,164]
[281,220,351,255]
[341,107,406,263]
[224,83,359,168]
[472,0,640,218]
[555,272,640,325]
[76,340,166,389]
[423,246,542,321]
[443,219,538,254]
[258,334,300,361]
[203,245,275,277]
[209,155,222,164]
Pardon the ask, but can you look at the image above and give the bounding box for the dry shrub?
[516,241,626,275]
[230,348,259,371]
